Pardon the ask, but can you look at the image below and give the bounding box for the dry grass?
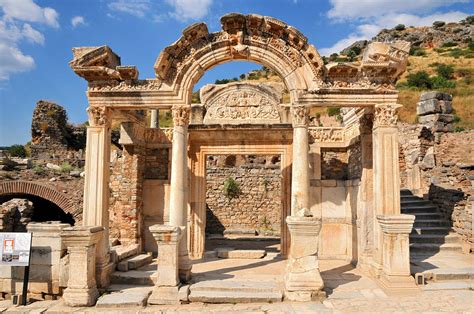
[397,48,474,129]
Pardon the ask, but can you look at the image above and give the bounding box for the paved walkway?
[1,256,473,313]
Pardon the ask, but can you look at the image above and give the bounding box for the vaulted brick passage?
[0,181,76,225]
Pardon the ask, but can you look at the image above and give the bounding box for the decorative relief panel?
[308,127,344,143]
[374,104,401,128]
[201,83,283,125]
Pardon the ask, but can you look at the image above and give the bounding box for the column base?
[378,273,419,295]
[178,255,193,283]
[148,285,189,305]
[96,261,115,288]
[285,270,324,292]
[63,287,99,307]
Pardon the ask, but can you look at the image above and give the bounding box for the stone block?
[148,285,181,305]
[439,100,453,114]
[216,249,266,259]
[417,99,441,116]
[420,91,452,102]
[96,287,152,308]
[30,248,64,266]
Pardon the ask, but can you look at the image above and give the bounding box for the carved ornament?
[88,79,162,92]
[172,106,191,126]
[374,104,402,128]
[291,105,309,127]
[87,106,109,127]
[308,127,344,142]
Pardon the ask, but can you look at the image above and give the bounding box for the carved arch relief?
[200,82,284,125]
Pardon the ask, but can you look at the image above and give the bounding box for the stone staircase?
[400,189,463,254]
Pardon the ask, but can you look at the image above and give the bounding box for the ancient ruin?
[0,13,472,309]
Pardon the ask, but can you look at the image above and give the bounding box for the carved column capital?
[87,106,110,127]
[171,105,190,127]
[291,105,309,127]
[359,114,374,134]
[373,104,402,129]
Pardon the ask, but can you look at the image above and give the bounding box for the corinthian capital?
[291,105,309,127]
[373,104,402,129]
[171,105,191,127]
[87,106,109,127]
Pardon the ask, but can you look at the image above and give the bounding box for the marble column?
[372,104,403,275]
[291,105,310,215]
[377,215,418,294]
[150,109,159,128]
[285,216,325,301]
[169,105,192,282]
[83,106,114,287]
[148,225,185,304]
[358,112,374,267]
[61,226,104,307]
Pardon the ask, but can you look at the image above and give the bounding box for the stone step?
[410,233,460,244]
[401,205,438,213]
[400,195,422,200]
[413,219,449,228]
[215,248,267,259]
[411,212,443,220]
[400,189,413,196]
[111,244,140,263]
[110,269,156,286]
[428,268,474,281]
[117,254,153,272]
[189,280,283,303]
[411,226,452,235]
[96,286,152,308]
[410,243,463,253]
[401,199,431,206]
[422,281,474,291]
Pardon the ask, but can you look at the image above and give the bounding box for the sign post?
[0,233,33,305]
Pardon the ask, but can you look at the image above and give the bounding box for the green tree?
[8,145,26,158]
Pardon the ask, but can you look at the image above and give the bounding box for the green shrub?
[60,162,73,173]
[407,71,432,89]
[394,24,406,31]
[469,42,474,51]
[441,42,458,48]
[33,165,45,175]
[431,76,456,89]
[453,115,461,124]
[223,177,240,199]
[433,21,446,28]
[454,126,465,132]
[326,107,341,117]
[8,145,26,158]
[436,64,454,80]
[410,47,427,56]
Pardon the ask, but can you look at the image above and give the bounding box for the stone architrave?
[285,215,324,301]
[291,105,310,215]
[169,105,192,282]
[61,226,104,307]
[83,106,115,288]
[148,224,184,305]
[372,104,402,274]
[376,215,419,294]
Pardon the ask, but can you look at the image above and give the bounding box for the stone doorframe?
[188,128,293,258]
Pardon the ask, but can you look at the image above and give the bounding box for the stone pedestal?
[376,215,419,294]
[169,105,192,282]
[61,226,104,307]
[285,216,324,301]
[148,225,185,305]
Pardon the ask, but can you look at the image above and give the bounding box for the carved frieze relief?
[308,127,344,143]
[88,79,162,92]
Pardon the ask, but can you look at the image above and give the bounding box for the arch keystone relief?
[200,82,284,124]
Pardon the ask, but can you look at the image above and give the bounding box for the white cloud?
[165,0,213,21]
[108,0,150,18]
[0,0,59,28]
[327,0,469,20]
[0,43,35,80]
[71,16,86,28]
[319,0,469,56]
[0,0,58,80]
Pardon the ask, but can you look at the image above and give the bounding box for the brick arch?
[0,181,76,214]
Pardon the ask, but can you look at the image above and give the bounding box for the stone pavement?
[1,259,473,313]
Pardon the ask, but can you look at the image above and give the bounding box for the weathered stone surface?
[96,287,152,307]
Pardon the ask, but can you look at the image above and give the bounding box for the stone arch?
[0,181,76,215]
[154,13,325,105]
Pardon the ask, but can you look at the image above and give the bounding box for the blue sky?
[0,0,472,146]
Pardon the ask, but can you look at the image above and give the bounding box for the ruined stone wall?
[321,142,362,180]
[109,146,145,245]
[398,92,473,252]
[205,155,281,235]
[30,100,86,166]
